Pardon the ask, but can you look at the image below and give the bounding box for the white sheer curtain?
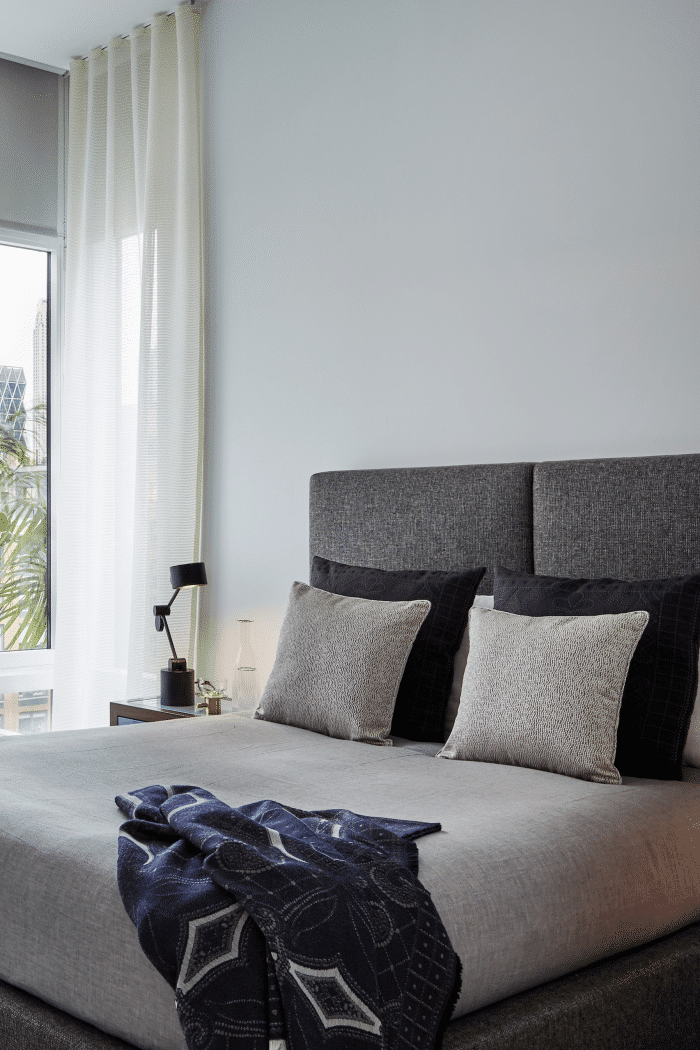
[53,4,203,729]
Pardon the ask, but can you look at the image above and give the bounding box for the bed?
[3,451,700,1050]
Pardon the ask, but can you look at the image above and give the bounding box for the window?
[0,243,50,654]
[0,234,58,732]
[0,58,64,732]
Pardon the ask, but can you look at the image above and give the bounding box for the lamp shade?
[170,561,207,589]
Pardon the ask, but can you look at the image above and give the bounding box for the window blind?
[0,57,60,235]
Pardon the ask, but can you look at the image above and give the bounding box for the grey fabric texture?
[533,453,700,580]
[254,581,430,743]
[0,978,136,1050]
[493,566,700,781]
[7,922,700,1050]
[685,670,700,766]
[310,556,485,741]
[3,717,700,1050]
[440,608,648,782]
[6,923,700,1050]
[444,594,494,740]
[309,463,534,594]
[441,921,700,1050]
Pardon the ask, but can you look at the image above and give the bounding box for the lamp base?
[160,666,195,707]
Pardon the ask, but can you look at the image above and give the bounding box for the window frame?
[0,61,65,715]
[0,226,62,693]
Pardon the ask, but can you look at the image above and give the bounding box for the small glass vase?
[235,618,259,715]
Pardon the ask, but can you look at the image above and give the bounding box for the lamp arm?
[161,616,179,662]
[154,588,182,662]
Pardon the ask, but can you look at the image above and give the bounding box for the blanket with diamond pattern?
[115,785,460,1050]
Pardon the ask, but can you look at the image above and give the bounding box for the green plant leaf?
[0,405,48,651]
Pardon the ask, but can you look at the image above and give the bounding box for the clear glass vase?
[235,618,259,715]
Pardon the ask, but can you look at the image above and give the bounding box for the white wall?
[199,0,700,688]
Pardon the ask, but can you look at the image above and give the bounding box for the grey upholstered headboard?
[310,453,700,592]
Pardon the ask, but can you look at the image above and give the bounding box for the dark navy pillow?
[311,557,485,742]
[494,565,700,780]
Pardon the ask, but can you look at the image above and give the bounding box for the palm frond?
[0,405,48,651]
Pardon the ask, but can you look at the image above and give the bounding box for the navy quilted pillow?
[494,566,700,780]
[311,557,485,742]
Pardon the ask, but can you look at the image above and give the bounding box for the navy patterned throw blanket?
[116,785,460,1050]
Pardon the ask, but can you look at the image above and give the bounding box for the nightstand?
[110,696,235,726]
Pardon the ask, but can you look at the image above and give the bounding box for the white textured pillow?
[255,582,431,745]
[683,667,700,766]
[439,607,649,783]
[444,594,494,740]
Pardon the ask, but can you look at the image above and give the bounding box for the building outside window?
[0,366,28,441]
[0,688,52,732]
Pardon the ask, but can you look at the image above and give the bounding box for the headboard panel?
[534,454,700,580]
[310,454,700,590]
[309,463,534,594]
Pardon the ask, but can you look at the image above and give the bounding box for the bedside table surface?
[117,696,235,717]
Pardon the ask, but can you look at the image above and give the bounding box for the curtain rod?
[77,0,198,60]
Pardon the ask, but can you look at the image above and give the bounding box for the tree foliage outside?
[0,405,47,650]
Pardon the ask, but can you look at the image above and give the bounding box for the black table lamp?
[154,562,207,706]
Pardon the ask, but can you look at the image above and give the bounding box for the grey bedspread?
[2,714,700,1050]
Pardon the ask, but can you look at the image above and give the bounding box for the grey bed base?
[3,917,700,1050]
[7,451,700,1050]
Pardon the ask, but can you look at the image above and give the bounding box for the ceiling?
[1,1,178,72]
